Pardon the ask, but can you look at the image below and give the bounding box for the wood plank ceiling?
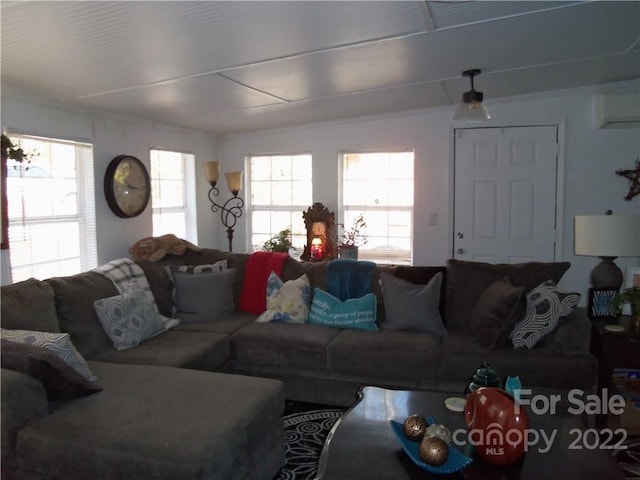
[1,1,638,135]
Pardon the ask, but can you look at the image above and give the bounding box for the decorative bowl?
[390,417,473,474]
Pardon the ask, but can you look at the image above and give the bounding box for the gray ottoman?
[16,361,285,480]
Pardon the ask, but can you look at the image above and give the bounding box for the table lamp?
[574,214,640,289]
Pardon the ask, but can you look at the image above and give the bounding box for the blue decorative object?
[326,259,376,301]
[390,417,473,474]
[505,375,522,400]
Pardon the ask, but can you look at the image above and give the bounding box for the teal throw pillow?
[308,288,377,331]
[256,272,311,323]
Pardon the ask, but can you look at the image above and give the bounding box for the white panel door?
[453,126,558,263]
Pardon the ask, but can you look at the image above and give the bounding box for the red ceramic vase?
[464,387,530,466]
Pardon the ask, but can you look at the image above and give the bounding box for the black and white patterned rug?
[275,408,344,480]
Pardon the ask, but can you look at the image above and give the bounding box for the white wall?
[221,81,640,303]
[1,88,218,284]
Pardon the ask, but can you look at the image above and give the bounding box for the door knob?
[456,232,464,239]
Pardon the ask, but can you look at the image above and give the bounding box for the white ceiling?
[1,1,639,136]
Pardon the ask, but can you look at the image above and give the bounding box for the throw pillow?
[469,277,526,349]
[380,271,447,336]
[0,328,97,382]
[510,280,580,349]
[308,288,377,331]
[255,272,311,323]
[164,260,228,282]
[172,268,236,323]
[93,281,169,350]
[1,339,102,402]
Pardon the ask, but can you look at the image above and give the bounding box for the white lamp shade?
[574,215,640,257]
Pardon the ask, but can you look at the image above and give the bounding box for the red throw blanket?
[240,251,289,314]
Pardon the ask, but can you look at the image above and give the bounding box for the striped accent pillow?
[510,281,580,349]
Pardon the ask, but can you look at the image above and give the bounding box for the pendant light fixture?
[453,69,490,121]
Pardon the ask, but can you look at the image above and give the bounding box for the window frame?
[246,152,313,253]
[149,147,197,242]
[5,132,97,282]
[339,149,414,265]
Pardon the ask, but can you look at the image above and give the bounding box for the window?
[341,150,414,264]
[150,149,196,241]
[6,134,97,282]
[248,153,312,252]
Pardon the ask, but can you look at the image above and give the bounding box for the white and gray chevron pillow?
[510,280,580,349]
[94,281,169,350]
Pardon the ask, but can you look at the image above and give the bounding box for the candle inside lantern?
[310,236,324,260]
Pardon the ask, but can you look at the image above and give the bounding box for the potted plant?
[262,228,293,253]
[611,286,640,329]
[339,214,368,260]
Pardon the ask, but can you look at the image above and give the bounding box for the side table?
[589,316,640,427]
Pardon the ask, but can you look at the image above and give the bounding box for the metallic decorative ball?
[424,423,452,445]
[419,436,449,466]
[403,414,427,442]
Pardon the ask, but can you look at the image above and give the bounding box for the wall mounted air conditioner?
[596,93,640,129]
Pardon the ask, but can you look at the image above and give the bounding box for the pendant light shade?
[453,69,490,121]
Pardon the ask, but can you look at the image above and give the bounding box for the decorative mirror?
[301,202,337,261]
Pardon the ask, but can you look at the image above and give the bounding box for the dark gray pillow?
[380,271,446,336]
[172,268,236,323]
[469,278,526,350]
[1,339,102,402]
[1,278,60,332]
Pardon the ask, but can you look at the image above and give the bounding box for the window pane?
[151,149,193,239]
[341,150,414,264]
[249,153,312,252]
[7,134,96,282]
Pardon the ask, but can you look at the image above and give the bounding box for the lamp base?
[590,257,623,289]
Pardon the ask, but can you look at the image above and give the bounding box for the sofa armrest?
[543,307,592,353]
[1,369,49,469]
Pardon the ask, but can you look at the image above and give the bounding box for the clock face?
[104,155,150,218]
[312,221,326,236]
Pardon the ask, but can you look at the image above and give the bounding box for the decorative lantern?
[310,236,324,260]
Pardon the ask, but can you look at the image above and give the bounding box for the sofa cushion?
[240,252,289,314]
[17,361,285,480]
[511,281,580,349]
[256,272,311,324]
[1,339,102,402]
[437,333,597,390]
[88,330,231,371]
[232,322,340,371]
[93,281,176,350]
[46,272,119,357]
[135,260,175,318]
[327,329,441,380]
[326,259,376,301]
[380,271,446,335]
[469,278,526,349]
[172,268,236,323]
[444,259,570,333]
[1,329,97,382]
[308,288,377,331]
[1,278,60,332]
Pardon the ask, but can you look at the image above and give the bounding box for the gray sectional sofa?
[1,248,599,479]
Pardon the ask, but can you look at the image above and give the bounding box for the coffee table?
[316,386,625,479]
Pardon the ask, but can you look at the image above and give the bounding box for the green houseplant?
[611,286,640,329]
[262,228,292,253]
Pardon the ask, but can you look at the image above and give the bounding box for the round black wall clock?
[104,155,151,218]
